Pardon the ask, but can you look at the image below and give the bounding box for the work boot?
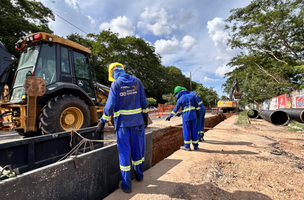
[180,146,191,151]
[194,146,199,150]
[118,181,132,193]
[199,137,204,142]
[136,177,143,182]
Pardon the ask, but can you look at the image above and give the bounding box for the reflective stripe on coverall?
[100,74,148,191]
[190,91,206,139]
[169,91,199,148]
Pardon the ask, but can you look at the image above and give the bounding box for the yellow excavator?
[0,32,111,136]
[217,78,241,113]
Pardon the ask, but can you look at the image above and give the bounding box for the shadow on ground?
[205,140,253,146]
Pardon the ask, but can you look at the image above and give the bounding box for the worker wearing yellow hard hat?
[99,62,149,193]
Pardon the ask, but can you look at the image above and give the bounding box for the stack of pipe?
[247,109,290,126]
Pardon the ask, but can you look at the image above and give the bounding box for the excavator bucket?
[0,41,16,96]
[234,92,242,99]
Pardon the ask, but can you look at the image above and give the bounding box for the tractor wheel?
[39,94,91,134]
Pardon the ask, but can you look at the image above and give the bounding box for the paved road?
[0,131,23,144]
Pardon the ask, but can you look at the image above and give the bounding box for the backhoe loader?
[0,32,112,136]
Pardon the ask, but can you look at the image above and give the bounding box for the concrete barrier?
[0,114,227,199]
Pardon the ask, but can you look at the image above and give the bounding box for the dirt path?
[105,115,304,200]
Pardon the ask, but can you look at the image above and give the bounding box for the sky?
[38,0,252,97]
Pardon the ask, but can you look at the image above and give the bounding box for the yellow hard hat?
[108,62,124,82]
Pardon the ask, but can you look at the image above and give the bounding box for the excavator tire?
[39,94,90,135]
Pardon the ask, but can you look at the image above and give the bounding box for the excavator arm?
[229,78,241,101]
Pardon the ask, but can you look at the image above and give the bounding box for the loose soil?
[105,114,304,200]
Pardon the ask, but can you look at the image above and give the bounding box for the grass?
[235,110,251,126]
[286,120,304,132]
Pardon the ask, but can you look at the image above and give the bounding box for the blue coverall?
[178,91,206,139]
[190,91,206,139]
[168,91,200,149]
[100,74,149,192]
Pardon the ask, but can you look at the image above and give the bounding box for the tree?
[0,0,55,58]
[162,93,177,105]
[146,97,157,106]
[67,30,217,103]
[224,0,304,104]
[194,84,219,107]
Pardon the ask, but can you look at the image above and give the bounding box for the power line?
[52,11,88,35]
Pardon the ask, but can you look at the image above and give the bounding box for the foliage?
[146,97,157,106]
[0,0,55,58]
[224,0,304,104]
[287,120,304,132]
[194,84,219,107]
[67,30,204,103]
[235,111,251,126]
[162,93,177,105]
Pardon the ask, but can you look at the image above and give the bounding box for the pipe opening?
[270,111,289,126]
[300,110,304,122]
[247,109,259,118]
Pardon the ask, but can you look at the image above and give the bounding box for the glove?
[96,122,105,134]
[196,112,200,119]
[176,112,182,117]
[144,117,148,128]
[165,117,171,121]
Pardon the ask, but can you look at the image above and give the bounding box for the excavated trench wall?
[0,113,233,200]
[152,113,231,166]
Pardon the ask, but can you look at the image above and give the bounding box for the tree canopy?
[0,0,219,105]
[0,0,55,58]
[224,0,304,104]
[67,30,210,104]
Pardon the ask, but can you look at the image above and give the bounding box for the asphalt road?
[0,131,23,144]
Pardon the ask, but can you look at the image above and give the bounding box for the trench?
[151,113,234,166]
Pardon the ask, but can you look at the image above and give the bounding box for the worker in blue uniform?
[179,87,206,141]
[98,62,149,193]
[165,86,200,151]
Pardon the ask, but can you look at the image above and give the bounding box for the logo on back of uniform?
[120,92,126,96]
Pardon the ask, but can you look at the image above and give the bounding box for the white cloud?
[138,7,177,36]
[215,63,237,77]
[207,17,240,77]
[140,7,169,24]
[181,36,196,52]
[147,23,171,36]
[65,0,79,11]
[99,16,135,38]
[207,17,234,61]
[202,76,220,83]
[154,37,179,55]
[86,15,95,24]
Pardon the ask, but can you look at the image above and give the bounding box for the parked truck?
[0,32,112,137]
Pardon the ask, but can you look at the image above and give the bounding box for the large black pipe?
[247,109,259,118]
[260,110,290,126]
[278,108,304,123]
[256,110,263,119]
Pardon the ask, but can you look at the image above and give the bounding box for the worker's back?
[176,91,198,121]
[107,74,148,127]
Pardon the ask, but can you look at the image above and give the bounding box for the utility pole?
[190,71,192,91]
[189,67,202,91]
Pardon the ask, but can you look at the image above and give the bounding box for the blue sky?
[38,0,252,97]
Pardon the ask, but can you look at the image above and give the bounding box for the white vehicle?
[148,106,158,112]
